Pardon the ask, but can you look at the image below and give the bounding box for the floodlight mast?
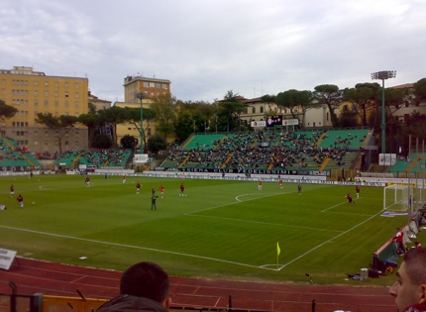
[371,70,396,154]
[135,92,147,154]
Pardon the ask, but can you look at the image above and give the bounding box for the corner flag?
[277,242,281,256]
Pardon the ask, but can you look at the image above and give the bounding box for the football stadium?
[1,129,426,312]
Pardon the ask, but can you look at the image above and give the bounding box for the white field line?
[275,208,385,271]
[0,225,276,271]
[186,214,343,233]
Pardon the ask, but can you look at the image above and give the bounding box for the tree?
[343,83,380,126]
[91,133,113,148]
[120,134,137,149]
[147,134,167,154]
[78,112,101,147]
[413,78,426,104]
[35,113,79,154]
[120,106,156,152]
[219,90,246,132]
[97,106,124,147]
[275,89,313,128]
[0,100,18,120]
[150,93,178,138]
[313,84,343,127]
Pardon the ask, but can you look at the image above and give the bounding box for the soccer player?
[179,183,185,196]
[152,187,156,196]
[151,194,158,210]
[159,185,165,198]
[258,179,262,190]
[346,193,356,203]
[85,176,91,187]
[17,194,24,208]
[355,185,360,199]
[10,184,14,198]
[298,184,302,195]
[136,182,141,194]
[122,175,127,184]
[279,179,283,189]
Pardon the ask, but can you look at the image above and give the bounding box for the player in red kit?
[346,193,356,203]
[355,186,360,199]
[179,183,185,196]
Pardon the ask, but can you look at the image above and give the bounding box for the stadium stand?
[0,137,41,168]
[56,149,133,169]
[161,128,371,173]
[389,152,426,174]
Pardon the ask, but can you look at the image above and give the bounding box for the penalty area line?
[0,225,276,271]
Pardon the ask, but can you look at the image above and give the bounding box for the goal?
[383,184,410,211]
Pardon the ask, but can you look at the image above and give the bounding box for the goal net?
[384,184,410,211]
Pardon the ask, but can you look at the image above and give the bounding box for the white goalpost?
[383,184,410,211]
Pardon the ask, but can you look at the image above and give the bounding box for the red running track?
[0,257,395,312]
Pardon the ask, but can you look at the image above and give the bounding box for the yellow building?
[0,66,89,157]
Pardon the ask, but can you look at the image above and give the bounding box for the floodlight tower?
[371,70,396,154]
[135,92,147,154]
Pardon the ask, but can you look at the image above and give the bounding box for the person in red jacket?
[389,248,426,312]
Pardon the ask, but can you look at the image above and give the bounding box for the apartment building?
[0,66,89,156]
[123,75,171,103]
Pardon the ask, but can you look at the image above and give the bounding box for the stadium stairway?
[316,132,327,147]
[71,154,82,169]
[179,155,191,168]
[319,158,330,171]
[221,152,235,169]
[404,155,423,173]
[2,137,38,167]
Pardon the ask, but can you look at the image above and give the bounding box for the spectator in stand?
[96,262,171,312]
[389,248,426,312]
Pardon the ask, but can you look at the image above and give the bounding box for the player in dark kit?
[298,184,302,195]
[355,186,360,199]
[136,182,141,194]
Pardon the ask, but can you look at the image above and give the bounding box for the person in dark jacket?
[97,261,171,312]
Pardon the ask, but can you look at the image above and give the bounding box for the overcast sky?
[1,0,425,103]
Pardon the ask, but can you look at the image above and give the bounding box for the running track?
[0,257,395,312]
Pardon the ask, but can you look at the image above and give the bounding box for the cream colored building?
[88,91,112,111]
[0,66,89,157]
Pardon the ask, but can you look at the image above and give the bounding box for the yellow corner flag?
[277,242,281,256]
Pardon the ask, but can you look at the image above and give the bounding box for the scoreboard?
[266,115,282,128]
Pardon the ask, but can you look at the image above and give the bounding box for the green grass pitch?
[0,174,409,285]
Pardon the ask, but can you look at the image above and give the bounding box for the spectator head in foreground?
[389,247,426,312]
[97,261,171,312]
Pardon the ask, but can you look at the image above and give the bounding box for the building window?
[147,128,151,136]
[260,106,264,113]
[75,102,79,107]
[65,92,69,97]
[75,83,79,88]
[55,82,59,88]
[65,82,69,88]
[75,92,79,98]
[33,81,38,86]
[55,91,58,97]
[65,112,69,116]
[65,101,69,107]
[34,100,38,106]
[44,91,48,97]
[162,83,167,89]
[34,90,38,96]
[44,100,48,106]
[55,101,59,106]
[44,82,49,87]
[143,82,149,87]
[149,82,155,88]
[252,107,255,113]
[155,83,161,88]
